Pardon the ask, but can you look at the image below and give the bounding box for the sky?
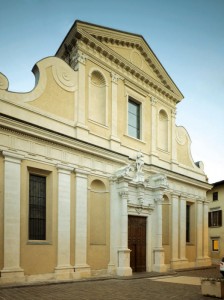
[0,0,223,184]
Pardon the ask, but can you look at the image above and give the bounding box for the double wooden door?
[128,216,146,272]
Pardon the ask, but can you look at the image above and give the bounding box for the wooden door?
[128,216,146,272]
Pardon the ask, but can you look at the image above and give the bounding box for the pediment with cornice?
[56,20,184,103]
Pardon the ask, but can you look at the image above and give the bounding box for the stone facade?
[0,20,211,284]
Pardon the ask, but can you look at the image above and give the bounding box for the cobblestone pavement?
[0,267,222,300]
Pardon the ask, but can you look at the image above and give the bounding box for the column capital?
[74,51,87,66]
[57,164,73,174]
[171,191,180,199]
[154,196,163,204]
[171,109,177,118]
[2,150,24,162]
[111,72,119,84]
[74,168,89,178]
[150,96,157,106]
[119,190,129,198]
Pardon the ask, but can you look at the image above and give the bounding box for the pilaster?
[1,151,24,279]
[196,198,203,265]
[170,193,179,268]
[153,196,166,272]
[73,168,91,277]
[116,181,132,276]
[149,96,158,164]
[171,109,179,171]
[110,72,120,151]
[55,164,74,278]
[179,196,187,262]
[74,51,89,140]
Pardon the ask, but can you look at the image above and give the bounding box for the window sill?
[27,241,52,245]
[124,134,146,144]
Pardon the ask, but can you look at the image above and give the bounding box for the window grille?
[29,174,46,240]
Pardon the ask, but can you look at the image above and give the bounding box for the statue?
[136,151,144,173]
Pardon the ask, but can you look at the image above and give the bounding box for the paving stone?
[0,267,221,300]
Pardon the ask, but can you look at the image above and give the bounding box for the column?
[179,196,187,262]
[117,190,132,276]
[1,151,24,278]
[202,199,211,265]
[150,97,158,164]
[196,198,203,265]
[153,196,166,272]
[108,178,119,274]
[55,164,73,278]
[171,193,179,267]
[75,51,89,140]
[146,212,153,272]
[110,72,120,150]
[74,169,90,276]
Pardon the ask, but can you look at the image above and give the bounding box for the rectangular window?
[186,204,190,243]
[213,192,218,201]
[29,174,46,240]
[128,98,140,139]
[208,210,222,227]
[212,239,219,252]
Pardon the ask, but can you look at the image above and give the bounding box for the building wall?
[208,182,224,262]
[0,21,212,284]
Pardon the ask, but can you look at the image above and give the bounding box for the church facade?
[0,21,211,284]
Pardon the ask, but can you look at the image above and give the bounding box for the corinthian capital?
[150,96,157,106]
[74,52,87,65]
[119,190,129,198]
[111,72,119,84]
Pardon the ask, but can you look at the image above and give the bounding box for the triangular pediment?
[56,20,183,102]
[101,42,159,82]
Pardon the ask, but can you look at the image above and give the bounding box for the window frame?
[27,167,52,244]
[128,96,141,140]
[29,173,47,241]
[211,238,220,252]
[213,192,218,201]
[208,210,222,227]
[186,204,191,243]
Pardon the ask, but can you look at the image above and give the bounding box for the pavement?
[0,266,222,300]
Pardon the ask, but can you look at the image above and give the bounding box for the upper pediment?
[56,20,183,103]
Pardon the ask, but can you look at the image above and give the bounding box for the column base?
[117,267,132,276]
[0,267,24,278]
[196,256,212,267]
[107,263,116,275]
[170,258,189,270]
[117,248,132,276]
[54,265,74,280]
[74,264,91,278]
[75,124,89,141]
[153,247,167,272]
[110,136,121,151]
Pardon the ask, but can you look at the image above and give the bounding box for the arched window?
[89,71,106,125]
[158,109,168,151]
[89,179,106,245]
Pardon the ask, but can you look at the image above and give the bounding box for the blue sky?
[0,0,223,183]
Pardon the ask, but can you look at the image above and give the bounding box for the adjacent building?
[0,20,211,284]
[208,180,224,262]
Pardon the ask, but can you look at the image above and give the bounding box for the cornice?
[0,114,129,165]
